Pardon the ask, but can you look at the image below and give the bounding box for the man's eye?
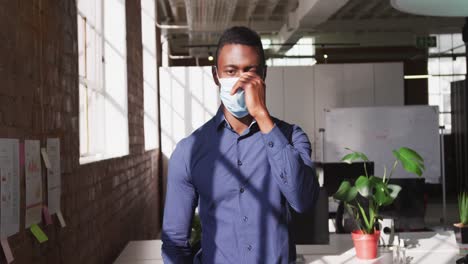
[226,70,235,75]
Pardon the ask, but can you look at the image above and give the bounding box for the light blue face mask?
[218,76,249,118]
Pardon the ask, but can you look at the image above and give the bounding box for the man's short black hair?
[215,26,265,67]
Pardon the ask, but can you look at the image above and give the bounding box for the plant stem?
[364,162,369,178]
[387,160,399,183]
[357,202,372,234]
[383,166,387,183]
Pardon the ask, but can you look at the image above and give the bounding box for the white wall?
[159,62,404,161]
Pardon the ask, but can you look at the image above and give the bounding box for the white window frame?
[78,0,129,164]
[428,33,466,135]
[141,0,160,151]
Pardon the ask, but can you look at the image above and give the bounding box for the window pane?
[427,33,464,135]
[453,34,465,53]
[78,0,129,163]
[79,84,88,155]
[453,56,466,75]
[439,57,453,75]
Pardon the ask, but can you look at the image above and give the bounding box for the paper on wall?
[0,139,20,238]
[0,238,14,263]
[46,138,61,215]
[56,211,66,228]
[25,140,43,228]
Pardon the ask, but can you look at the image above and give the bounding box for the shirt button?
[237,160,243,166]
[268,141,274,148]
[247,245,252,251]
[243,216,248,222]
[240,187,245,193]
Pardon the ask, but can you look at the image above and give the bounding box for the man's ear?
[212,66,220,86]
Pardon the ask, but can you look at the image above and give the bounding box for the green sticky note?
[30,224,48,243]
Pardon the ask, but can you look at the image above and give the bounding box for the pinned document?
[25,140,43,228]
[56,211,66,228]
[40,148,51,169]
[0,139,20,238]
[0,239,14,263]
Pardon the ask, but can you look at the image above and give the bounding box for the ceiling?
[157,0,465,58]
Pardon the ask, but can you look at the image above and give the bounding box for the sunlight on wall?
[159,67,220,158]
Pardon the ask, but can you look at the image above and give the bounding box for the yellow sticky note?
[30,224,48,243]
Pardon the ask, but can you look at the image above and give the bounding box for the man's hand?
[231,71,274,133]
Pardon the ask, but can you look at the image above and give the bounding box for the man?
[162,26,319,264]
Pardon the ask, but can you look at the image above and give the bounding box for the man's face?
[213,44,265,85]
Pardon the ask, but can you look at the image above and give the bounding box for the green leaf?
[459,192,468,225]
[355,175,371,198]
[333,181,357,202]
[371,177,393,206]
[387,184,402,200]
[341,148,369,164]
[392,147,425,177]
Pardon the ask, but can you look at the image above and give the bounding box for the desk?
[114,231,461,264]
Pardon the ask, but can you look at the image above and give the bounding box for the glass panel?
[453,56,466,75]
[79,84,88,155]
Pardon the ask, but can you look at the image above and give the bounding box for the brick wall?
[0,0,161,263]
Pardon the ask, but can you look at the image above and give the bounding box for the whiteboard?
[324,106,440,183]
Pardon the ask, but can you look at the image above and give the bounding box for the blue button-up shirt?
[162,107,319,263]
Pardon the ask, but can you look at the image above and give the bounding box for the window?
[264,37,317,66]
[77,0,128,163]
[428,33,466,134]
[141,0,160,150]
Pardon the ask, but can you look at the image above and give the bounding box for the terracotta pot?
[351,230,381,259]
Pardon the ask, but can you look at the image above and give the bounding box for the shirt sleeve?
[262,124,319,213]
[161,140,198,263]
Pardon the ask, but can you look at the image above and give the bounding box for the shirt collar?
[215,106,257,131]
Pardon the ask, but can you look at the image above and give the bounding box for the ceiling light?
[208,51,214,61]
[391,0,468,17]
[404,75,431,79]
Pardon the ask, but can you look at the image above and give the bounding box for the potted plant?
[454,192,468,244]
[333,147,424,259]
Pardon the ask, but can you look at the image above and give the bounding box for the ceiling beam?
[371,1,394,18]
[334,0,363,20]
[317,17,464,34]
[353,0,384,20]
[264,0,282,21]
[246,0,260,21]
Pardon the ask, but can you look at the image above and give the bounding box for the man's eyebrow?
[223,65,239,69]
[245,65,261,69]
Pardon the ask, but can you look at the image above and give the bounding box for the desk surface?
[114,231,461,264]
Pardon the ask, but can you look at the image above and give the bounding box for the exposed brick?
[0,0,161,263]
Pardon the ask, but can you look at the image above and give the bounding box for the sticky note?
[57,211,66,228]
[30,224,48,243]
[42,206,52,225]
[0,239,14,263]
[41,148,51,169]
